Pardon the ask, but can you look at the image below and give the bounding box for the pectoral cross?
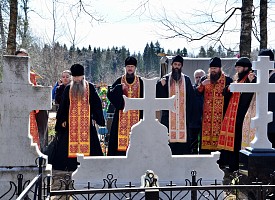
[128,86,133,97]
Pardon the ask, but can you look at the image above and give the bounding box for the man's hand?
[62,121,66,128]
[201,79,210,86]
[160,78,166,86]
[248,71,256,82]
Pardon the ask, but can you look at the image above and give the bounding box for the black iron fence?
[2,157,275,200]
[0,157,50,200]
[48,172,275,200]
[49,184,275,200]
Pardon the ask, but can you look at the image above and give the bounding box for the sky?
[27,0,275,55]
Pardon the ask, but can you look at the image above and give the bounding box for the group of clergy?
[107,50,275,173]
[49,49,275,173]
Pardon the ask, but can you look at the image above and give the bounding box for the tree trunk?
[6,0,18,55]
[0,2,6,53]
[22,0,29,47]
[260,0,267,50]
[239,0,253,57]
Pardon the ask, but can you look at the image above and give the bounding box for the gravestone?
[230,56,275,183]
[0,55,52,197]
[72,78,223,198]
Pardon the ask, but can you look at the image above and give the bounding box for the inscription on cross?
[0,56,51,166]
[230,56,275,149]
[123,77,175,122]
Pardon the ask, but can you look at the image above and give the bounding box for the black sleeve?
[107,78,124,110]
[156,75,169,98]
[223,76,233,97]
[55,85,70,132]
[200,75,208,83]
[55,85,64,105]
[185,76,195,127]
[89,83,105,126]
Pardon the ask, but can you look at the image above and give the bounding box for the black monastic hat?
[172,55,183,65]
[70,64,84,76]
[258,49,274,61]
[235,57,252,69]
[209,57,221,68]
[125,56,137,66]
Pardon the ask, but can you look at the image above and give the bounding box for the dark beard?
[126,73,135,84]
[126,73,135,79]
[238,70,249,82]
[172,68,182,82]
[210,71,221,84]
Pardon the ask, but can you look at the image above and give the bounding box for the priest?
[107,56,144,156]
[156,55,195,155]
[53,64,105,171]
[218,57,256,172]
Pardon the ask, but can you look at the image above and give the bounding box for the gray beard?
[71,80,85,99]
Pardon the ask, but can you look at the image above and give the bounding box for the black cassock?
[107,76,143,156]
[52,82,105,171]
[156,74,195,155]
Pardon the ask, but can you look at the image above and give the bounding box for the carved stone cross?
[73,77,224,189]
[0,56,51,166]
[124,77,175,122]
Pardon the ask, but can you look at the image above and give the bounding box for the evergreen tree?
[207,46,216,57]
[143,43,150,75]
[176,48,181,55]
[136,52,144,73]
[198,46,207,57]
[88,47,100,82]
[217,45,226,58]
[226,48,235,57]
[151,41,160,73]
[167,49,173,55]
[182,47,188,57]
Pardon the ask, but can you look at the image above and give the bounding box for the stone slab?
[240,148,275,184]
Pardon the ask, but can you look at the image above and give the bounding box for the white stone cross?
[123,77,175,122]
[0,55,52,166]
[230,56,275,149]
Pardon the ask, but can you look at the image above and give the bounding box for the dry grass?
[48,112,57,142]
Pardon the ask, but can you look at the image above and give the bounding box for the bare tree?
[146,0,271,57]
[6,0,18,55]
[153,1,242,51]
[0,1,7,53]
[259,0,267,49]
[19,0,29,47]
[24,0,104,86]
[239,0,253,57]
